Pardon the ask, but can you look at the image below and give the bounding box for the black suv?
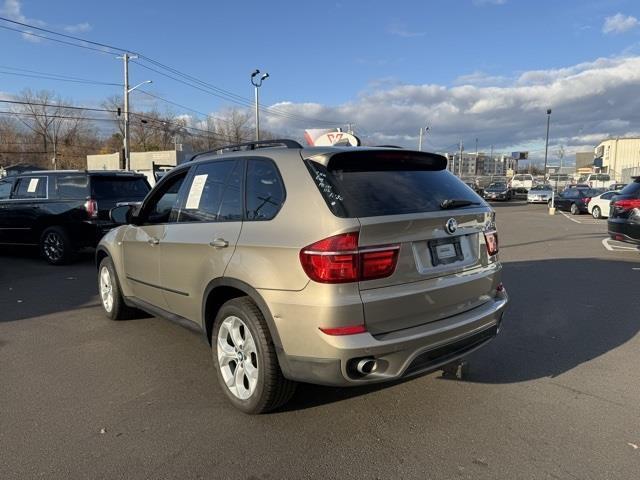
[608,177,640,245]
[554,187,597,215]
[0,170,150,264]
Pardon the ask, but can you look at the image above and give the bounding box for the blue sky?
[2,0,640,160]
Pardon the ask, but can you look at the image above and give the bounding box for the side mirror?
[110,204,138,225]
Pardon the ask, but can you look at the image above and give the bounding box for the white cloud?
[256,55,640,162]
[387,22,426,38]
[602,13,639,34]
[64,22,91,34]
[455,70,511,87]
[0,0,91,41]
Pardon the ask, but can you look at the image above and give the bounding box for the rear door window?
[12,176,47,199]
[306,151,479,218]
[91,176,150,200]
[54,175,89,199]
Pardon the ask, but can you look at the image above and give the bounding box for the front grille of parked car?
[403,324,498,376]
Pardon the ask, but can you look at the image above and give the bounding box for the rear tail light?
[613,199,640,211]
[584,197,591,205]
[84,198,98,218]
[484,230,499,256]
[300,232,400,283]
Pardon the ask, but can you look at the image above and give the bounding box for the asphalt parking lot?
[1,201,639,480]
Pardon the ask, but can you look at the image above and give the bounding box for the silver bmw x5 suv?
[97,140,508,414]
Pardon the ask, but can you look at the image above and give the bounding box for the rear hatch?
[305,149,498,335]
[610,179,640,221]
[89,174,151,220]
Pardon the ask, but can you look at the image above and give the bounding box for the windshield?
[531,185,552,191]
[487,183,507,190]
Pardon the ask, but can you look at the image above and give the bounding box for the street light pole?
[251,69,269,141]
[543,108,552,177]
[418,125,429,151]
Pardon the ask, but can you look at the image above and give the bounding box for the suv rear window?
[55,175,89,198]
[619,179,640,197]
[90,176,150,200]
[306,151,480,218]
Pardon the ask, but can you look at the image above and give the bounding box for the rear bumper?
[608,219,640,245]
[275,292,508,387]
[71,220,116,247]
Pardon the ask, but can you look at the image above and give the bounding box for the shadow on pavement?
[0,246,98,323]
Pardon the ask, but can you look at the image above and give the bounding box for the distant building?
[594,137,640,181]
[445,152,516,176]
[87,147,192,185]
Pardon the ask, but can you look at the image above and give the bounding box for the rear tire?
[212,297,296,414]
[98,257,135,320]
[40,226,73,265]
[592,206,601,219]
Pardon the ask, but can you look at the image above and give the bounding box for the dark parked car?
[483,182,512,201]
[608,177,640,245]
[0,170,150,264]
[554,187,597,215]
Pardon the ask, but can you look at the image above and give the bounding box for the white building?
[595,137,640,181]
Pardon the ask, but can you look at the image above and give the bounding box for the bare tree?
[12,89,88,168]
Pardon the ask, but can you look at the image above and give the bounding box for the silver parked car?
[96,140,508,413]
[527,184,554,204]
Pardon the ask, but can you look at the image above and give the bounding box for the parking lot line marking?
[559,211,582,224]
[602,238,640,252]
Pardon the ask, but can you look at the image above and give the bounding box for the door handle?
[209,238,229,248]
[148,237,160,245]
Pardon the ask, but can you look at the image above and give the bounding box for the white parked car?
[577,173,614,190]
[509,174,534,193]
[588,190,619,219]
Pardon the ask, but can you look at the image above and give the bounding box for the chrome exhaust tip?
[356,358,377,375]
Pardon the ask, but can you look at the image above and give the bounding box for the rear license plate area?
[429,237,464,266]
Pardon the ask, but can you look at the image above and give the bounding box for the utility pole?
[490,144,495,175]
[117,53,151,171]
[458,139,464,177]
[543,108,552,178]
[121,53,133,171]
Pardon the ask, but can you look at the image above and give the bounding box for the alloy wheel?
[43,232,64,262]
[217,316,259,400]
[99,266,114,313]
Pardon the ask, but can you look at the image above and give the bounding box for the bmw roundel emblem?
[445,218,458,235]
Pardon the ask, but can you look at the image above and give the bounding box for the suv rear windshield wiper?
[440,199,481,210]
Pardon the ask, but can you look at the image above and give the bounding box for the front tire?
[98,257,135,320]
[40,226,73,265]
[212,297,296,414]
[592,206,601,219]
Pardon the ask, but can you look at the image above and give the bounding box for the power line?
[0,16,130,53]
[0,69,122,86]
[0,24,115,55]
[134,89,227,123]
[0,16,347,127]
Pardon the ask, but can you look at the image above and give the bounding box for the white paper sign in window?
[185,174,208,209]
[27,178,39,193]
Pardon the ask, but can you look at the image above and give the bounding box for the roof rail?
[189,139,303,162]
